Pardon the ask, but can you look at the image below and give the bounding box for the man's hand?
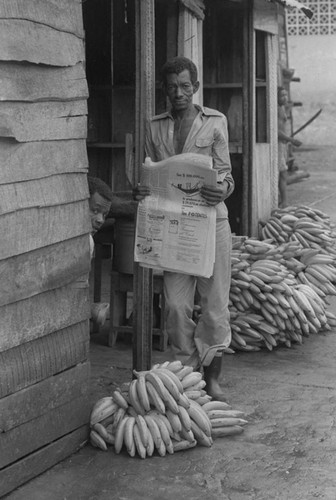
[291,138,302,147]
[132,184,151,201]
[200,182,229,206]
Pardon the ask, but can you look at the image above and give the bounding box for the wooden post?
[133,0,155,371]
[243,0,254,236]
[178,6,203,105]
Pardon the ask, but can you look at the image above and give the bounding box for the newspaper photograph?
[134,153,218,277]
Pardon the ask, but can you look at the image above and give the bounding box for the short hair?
[88,176,113,202]
[160,56,198,85]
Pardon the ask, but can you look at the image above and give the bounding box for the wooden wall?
[251,3,279,236]
[0,1,91,495]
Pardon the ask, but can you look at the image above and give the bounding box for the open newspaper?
[134,153,217,278]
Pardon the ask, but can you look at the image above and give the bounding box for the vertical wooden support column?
[178,7,203,105]
[242,0,253,236]
[133,0,155,371]
[266,34,279,211]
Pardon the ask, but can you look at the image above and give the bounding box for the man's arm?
[200,115,234,206]
[278,129,302,147]
[278,105,302,147]
[109,194,138,218]
[212,115,234,199]
[144,119,158,162]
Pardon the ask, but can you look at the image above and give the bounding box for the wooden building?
[85,0,282,236]
[0,1,91,496]
[0,0,305,494]
[83,0,283,370]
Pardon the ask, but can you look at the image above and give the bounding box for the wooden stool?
[108,270,168,351]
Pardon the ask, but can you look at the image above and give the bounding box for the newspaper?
[134,153,217,278]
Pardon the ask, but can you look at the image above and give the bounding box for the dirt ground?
[5,145,336,500]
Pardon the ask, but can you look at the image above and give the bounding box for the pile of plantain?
[229,205,336,351]
[90,361,247,457]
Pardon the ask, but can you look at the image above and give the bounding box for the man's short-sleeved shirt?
[145,105,234,219]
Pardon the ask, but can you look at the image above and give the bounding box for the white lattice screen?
[286,0,336,35]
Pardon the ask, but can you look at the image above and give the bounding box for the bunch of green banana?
[260,205,336,253]
[202,401,247,438]
[260,215,291,244]
[89,361,247,457]
[229,205,336,350]
[296,249,336,300]
[230,310,276,351]
[229,241,333,350]
[89,397,119,450]
[230,278,329,351]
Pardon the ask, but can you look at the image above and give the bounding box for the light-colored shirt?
[145,105,234,219]
[278,105,289,143]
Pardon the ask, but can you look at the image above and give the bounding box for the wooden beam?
[0,100,87,142]
[0,236,90,307]
[0,362,90,433]
[0,0,84,38]
[0,139,88,185]
[241,1,249,236]
[133,0,155,371]
[0,200,90,260]
[0,322,89,399]
[0,285,90,352]
[245,0,254,236]
[0,425,88,498]
[0,393,90,469]
[0,19,84,66]
[0,62,88,102]
[0,173,88,215]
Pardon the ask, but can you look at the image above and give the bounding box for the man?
[88,176,138,327]
[134,56,234,401]
[278,87,302,208]
[88,176,113,327]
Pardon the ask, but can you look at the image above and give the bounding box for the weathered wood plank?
[0,20,84,66]
[0,100,87,142]
[0,235,90,306]
[0,362,90,432]
[0,173,88,215]
[0,0,84,38]
[0,62,88,102]
[133,0,155,371]
[253,0,278,35]
[0,425,88,498]
[0,139,88,185]
[0,322,89,399]
[0,200,91,260]
[0,395,90,470]
[0,285,90,352]
[252,143,272,236]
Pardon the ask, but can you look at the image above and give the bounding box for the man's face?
[278,89,288,106]
[89,192,111,234]
[165,69,199,112]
